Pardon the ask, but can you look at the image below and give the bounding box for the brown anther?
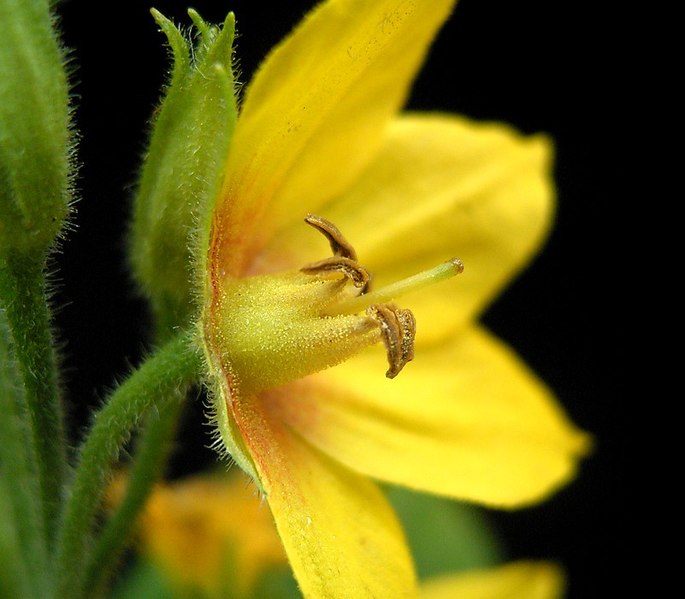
[367,303,416,379]
[304,214,358,261]
[395,308,416,365]
[302,215,371,291]
[301,256,371,288]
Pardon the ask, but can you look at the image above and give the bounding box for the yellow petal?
[420,561,565,599]
[234,393,417,598]
[259,114,555,344]
[268,325,591,508]
[213,0,456,275]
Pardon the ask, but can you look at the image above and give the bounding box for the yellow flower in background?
[131,473,566,599]
[110,473,287,597]
[197,0,591,596]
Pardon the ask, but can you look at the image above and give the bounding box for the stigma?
[209,215,463,395]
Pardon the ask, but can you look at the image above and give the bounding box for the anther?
[395,308,416,366]
[298,215,452,379]
[304,214,358,261]
[300,256,370,288]
[367,303,416,378]
[302,215,371,290]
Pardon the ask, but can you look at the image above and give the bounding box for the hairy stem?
[0,307,51,597]
[54,329,202,599]
[84,394,187,596]
[0,253,67,544]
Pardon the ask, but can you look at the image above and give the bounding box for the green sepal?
[0,0,74,258]
[129,9,238,339]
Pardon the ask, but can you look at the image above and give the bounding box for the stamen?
[367,304,416,378]
[331,258,464,315]
[300,256,370,288]
[304,214,358,260]
[296,216,461,380]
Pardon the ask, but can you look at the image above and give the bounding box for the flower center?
[209,215,463,396]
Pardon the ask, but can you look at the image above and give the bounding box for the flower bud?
[129,9,237,338]
[0,0,74,258]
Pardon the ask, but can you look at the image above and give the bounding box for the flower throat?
[209,215,464,396]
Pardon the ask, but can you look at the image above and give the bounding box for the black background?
[53,0,627,597]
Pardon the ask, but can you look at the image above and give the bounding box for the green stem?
[0,253,67,545]
[0,308,50,598]
[54,329,202,599]
[84,393,187,596]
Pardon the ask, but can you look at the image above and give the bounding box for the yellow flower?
[131,473,566,599]
[198,0,590,596]
[109,473,287,597]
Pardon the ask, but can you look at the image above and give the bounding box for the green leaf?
[386,486,505,580]
[110,560,175,599]
[251,567,303,599]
